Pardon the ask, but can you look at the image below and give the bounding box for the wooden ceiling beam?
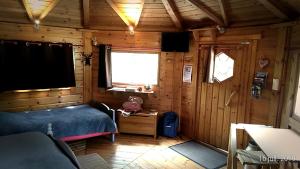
[39,0,60,20]
[105,0,131,27]
[217,0,228,26]
[83,0,90,26]
[255,0,290,20]
[22,0,34,21]
[161,0,183,29]
[186,0,225,26]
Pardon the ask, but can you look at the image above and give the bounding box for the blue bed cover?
[0,132,80,169]
[0,104,116,138]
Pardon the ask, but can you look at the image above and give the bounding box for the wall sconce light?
[92,37,97,46]
[128,25,134,35]
[33,19,40,31]
[82,53,93,66]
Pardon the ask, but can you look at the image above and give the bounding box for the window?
[207,50,235,83]
[213,52,234,82]
[111,52,159,85]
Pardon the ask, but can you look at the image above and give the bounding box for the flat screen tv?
[0,40,76,92]
[161,32,189,52]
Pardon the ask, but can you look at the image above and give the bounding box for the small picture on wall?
[183,64,192,83]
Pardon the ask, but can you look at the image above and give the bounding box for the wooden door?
[194,44,253,150]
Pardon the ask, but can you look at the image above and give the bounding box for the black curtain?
[0,40,75,92]
[98,44,112,88]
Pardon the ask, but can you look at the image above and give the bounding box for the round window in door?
[214,52,234,82]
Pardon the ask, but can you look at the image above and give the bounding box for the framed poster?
[183,64,192,83]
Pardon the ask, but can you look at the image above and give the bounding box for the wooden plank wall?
[90,27,284,147]
[280,23,300,127]
[185,26,285,149]
[91,31,196,121]
[0,22,84,112]
[290,24,300,49]
[0,21,288,151]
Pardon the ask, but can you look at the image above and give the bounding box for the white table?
[227,123,300,169]
[244,126,300,161]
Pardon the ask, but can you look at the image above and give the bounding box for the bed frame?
[47,102,116,142]
[90,102,116,142]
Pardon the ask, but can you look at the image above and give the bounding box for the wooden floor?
[74,134,227,169]
[72,134,300,169]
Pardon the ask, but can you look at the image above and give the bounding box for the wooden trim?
[270,20,300,28]
[105,0,131,26]
[39,0,60,20]
[197,34,262,42]
[22,0,34,21]
[230,18,282,28]
[243,40,258,147]
[255,0,290,20]
[217,0,228,26]
[280,51,300,128]
[191,41,200,138]
[83,32,93,103]
[268,27,289,126]
[83,0,90,27]
[161,0,182,29]
[192,31,199,41]
[186,0,224,26]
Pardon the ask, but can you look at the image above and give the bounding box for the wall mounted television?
[0,40,76,92]
[161,32,189,52]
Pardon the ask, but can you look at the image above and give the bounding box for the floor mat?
[169,141,227,169]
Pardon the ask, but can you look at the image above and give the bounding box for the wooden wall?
[0,20,288,152]
[280,23,300,128]
[91,31,195,121]
[90,26,285,150]
[0,22,84,112]
[180,26,286,149]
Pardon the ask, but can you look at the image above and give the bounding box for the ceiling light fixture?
[128,25,134,35]
[34,19,40,24]
[33,19,40,31]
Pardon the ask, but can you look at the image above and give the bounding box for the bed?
[0,132,80,169]
[0,103,116,141]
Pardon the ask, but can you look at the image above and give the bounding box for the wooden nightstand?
[117,111,158,139]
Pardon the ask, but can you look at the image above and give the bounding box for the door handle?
[226,91,237,106]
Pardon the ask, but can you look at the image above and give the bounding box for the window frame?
[110,50,160,88]
[207,48,235,83]
[213,52,235,83]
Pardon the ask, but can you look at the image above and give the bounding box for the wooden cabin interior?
[0,0,300,169]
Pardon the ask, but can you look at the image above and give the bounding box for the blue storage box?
[158,112,178,137]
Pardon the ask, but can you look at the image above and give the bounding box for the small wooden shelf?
[117,111,158,139]
[107,87,154,94]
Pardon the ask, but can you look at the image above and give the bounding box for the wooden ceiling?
[0,0,299,31]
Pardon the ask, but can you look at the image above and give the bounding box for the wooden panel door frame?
[281,50,300,129]
[193,40,258,150]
